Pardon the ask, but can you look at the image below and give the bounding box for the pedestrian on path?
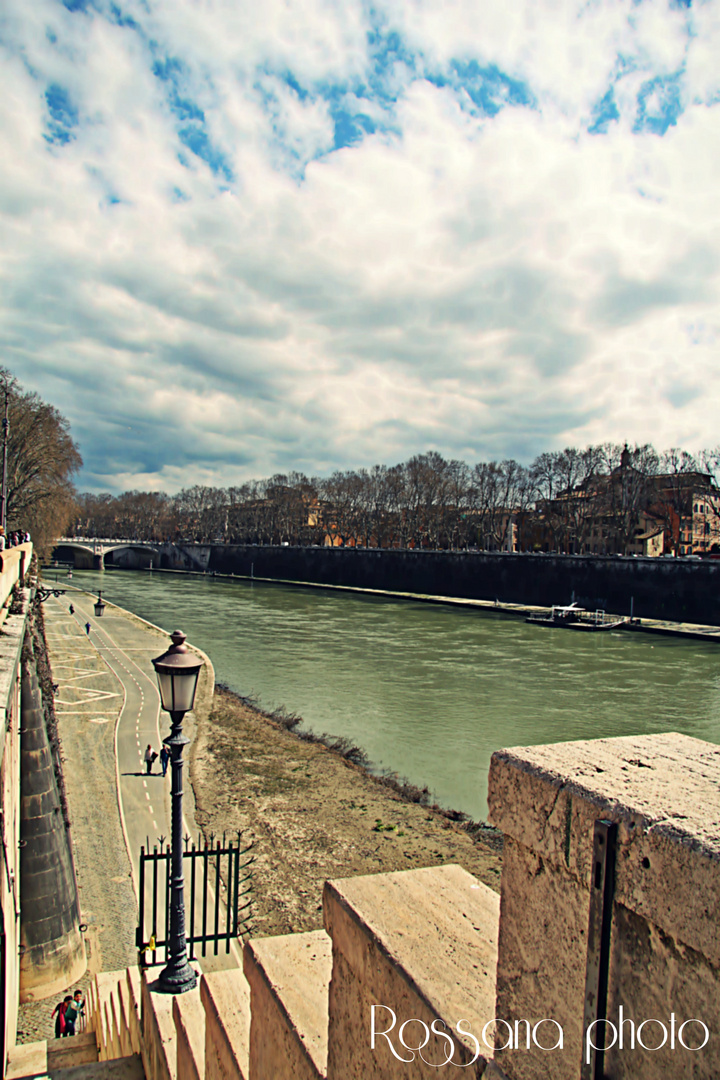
[144,744,157,775]
[51,996,72,1038]
[69,603,74,615]
[85,622,91,635]
[160,744,170,777]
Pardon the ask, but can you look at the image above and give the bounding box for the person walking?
[84,622,91,635]
[69,604,74,615]
[51,997,72,1039]
[144,744,156,775]
[159,744,170,777]
[62,992,81,1036]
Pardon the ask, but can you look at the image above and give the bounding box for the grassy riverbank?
[189,687,503,939]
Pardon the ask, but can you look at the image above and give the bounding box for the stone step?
[200,968,251,1080]
[243,929,332,1080]
[323,863,500,1079]
[49,1054,145,1080]
[5,1041,144,1080]
[47,1032,98,1070]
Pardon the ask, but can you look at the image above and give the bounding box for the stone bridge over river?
[53,538,163,570]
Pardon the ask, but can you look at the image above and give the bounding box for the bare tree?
[1,368,82,558]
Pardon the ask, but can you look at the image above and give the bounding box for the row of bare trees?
[71,444,720,553]
[1,368,82,558]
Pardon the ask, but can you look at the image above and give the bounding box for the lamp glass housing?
[155,667,199,714]
[151,630,203,714]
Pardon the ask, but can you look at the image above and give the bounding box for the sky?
[1,0,719,495]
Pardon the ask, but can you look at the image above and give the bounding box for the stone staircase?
[6,862,503,1080]
[7,731,718,1080]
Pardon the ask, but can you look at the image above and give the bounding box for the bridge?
[53,538,162,569]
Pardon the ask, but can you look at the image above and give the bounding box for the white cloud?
[1,0,719,493]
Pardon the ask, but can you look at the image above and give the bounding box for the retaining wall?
[164,545,719,625]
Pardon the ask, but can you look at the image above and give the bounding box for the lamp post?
[151,630,203,994]
[93,591,106,617]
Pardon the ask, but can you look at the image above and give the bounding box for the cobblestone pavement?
[17,596,138,1044]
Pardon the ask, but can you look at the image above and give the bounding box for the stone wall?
[164,544,719,625]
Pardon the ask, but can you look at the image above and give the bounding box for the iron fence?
[136,831,253,965]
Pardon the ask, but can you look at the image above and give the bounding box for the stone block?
[5,1039,48,1079]
[141,969,179,1080]
[116,977,134,1058]
[46,1031,99,1071]
[323,864,500,1079]
[243,929,331,1080]
[487,732,720,1080]
[125,968,143,1056]
[173,986,205,1080]
[200,968,251,1080]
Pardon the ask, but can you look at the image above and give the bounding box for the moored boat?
[526,602,626,631]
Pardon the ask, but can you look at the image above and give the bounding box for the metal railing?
[136,832,253,964]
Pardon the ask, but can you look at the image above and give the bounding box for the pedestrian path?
[44,587,241,975]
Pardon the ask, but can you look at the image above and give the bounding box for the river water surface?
[65,568,720,820]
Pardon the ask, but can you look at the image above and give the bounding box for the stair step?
[243,929,332,1080]
[46,1031,98,1070]
[5,1042,143,1080]
[49,1053,145,1079]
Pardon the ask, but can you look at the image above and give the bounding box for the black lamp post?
[93,591,106,617]
[151,630,203,994]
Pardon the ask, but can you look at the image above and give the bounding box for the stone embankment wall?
[104,543,720,625]
[80,730,719,1080]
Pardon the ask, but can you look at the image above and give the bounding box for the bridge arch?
[52,540,162,569]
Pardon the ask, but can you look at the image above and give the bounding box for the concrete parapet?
[90,971,125,1060]
[125,968,143,1056]
[243,929,331,1080]
[488,731,720,1080]
[140,971,177,1080]
[200,968,251,1080]
[323,864,500,1078]
[172,988,205,1080]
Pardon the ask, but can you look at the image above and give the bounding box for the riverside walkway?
[43,589,239,968]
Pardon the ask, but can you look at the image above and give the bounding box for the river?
[60,567,720,820]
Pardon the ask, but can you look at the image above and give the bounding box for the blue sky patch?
[60,0,93,11]
[589,87,620,134]
[447,61,534,117]
[44,83,79,144]
[178,126,233,181]
[634,72,684,134]
[108,4,140,30]
[331,108,376,150]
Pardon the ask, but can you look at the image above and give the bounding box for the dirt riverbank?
[189,687,502,940]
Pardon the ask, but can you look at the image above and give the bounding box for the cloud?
[1,0,719,494]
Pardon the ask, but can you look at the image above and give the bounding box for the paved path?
[46,588,240,973]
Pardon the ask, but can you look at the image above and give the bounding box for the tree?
[1,368,82,558]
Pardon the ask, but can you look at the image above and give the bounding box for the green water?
[62,568,720,820]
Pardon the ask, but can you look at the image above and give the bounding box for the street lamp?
[151,630,203,994]
[93,591,106,617]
